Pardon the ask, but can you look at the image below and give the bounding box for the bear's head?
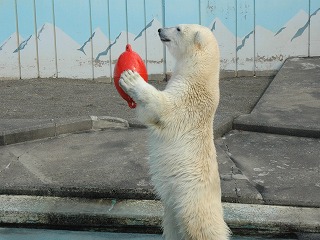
[158,24,217,59]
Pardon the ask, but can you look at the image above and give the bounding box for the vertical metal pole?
[235,0,238,77]
[33,0,40,78]
[107,0,112,82]
[162,0,167,78]
[52,0,58,78]
[125,0,129,44]
[89,0,94,80]
[308,0,311,57]
[143,0,148,69]
[198,0,202,25]
[253,0,256,76]
[14,0,21,79]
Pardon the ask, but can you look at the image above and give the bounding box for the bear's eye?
[176,27,181,32]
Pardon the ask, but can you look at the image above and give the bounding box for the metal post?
[33,0,40,78]
[143,0,148,69]
[14,0,21,79]
[253,0,256,76]
[89,0,94,80]
[107,0,112,82]
[162,0,167,78]
[198,0,202,25]
[235,0,238,77]
[125,0,129,44]
[52,0,58,78]
[308,0,311,57]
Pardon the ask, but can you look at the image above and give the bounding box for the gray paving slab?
[234,57,320,138]
[0,127,262,203]
[220,130,320,207]
[0,128,154,199]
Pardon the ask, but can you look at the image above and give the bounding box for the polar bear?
[119,24,230,240]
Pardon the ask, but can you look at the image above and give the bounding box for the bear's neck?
[172,54,219,84]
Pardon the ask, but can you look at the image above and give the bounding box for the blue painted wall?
[0,0,319,80]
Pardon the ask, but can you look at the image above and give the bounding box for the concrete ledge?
[0,195,161,230]
[2,123,56,145]
[0,116,129,146]
[0,195,319,234]
[0,113,235,146]
[224,203,320,233]
[234,114,320,138]
[91,116,129,130]
[214,115,234,139]
[55,117,93,136]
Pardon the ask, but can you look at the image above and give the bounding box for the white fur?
[120,24,230,240]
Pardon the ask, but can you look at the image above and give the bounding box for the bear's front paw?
[119,70,144,98]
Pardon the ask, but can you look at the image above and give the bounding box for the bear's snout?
[158,28,170,42]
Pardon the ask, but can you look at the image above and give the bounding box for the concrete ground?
[3,227,317,240]
[0,57,319,236]
[2,227,318,240]
[0,75,272,136]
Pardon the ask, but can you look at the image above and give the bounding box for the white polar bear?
[120,24,230,240]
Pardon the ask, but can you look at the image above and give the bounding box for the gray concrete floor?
[0,228,303,240]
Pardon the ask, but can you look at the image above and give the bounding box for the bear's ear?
[194,31,206,50]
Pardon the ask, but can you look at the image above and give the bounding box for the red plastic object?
[114,44,148,108]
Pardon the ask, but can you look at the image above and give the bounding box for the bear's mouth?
[159,32,171,42]
[160,37,171,42]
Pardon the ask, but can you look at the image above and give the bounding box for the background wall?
[0,0,319,81]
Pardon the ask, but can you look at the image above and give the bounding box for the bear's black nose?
[158,28,162,33]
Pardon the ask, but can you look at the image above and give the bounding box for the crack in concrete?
[219,138,265,203]
[231,166,241,201]
[0,149,24,174]
[6,142,54,184]
[219,140,243,201]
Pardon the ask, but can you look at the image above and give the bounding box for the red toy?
[114,44,148,108]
